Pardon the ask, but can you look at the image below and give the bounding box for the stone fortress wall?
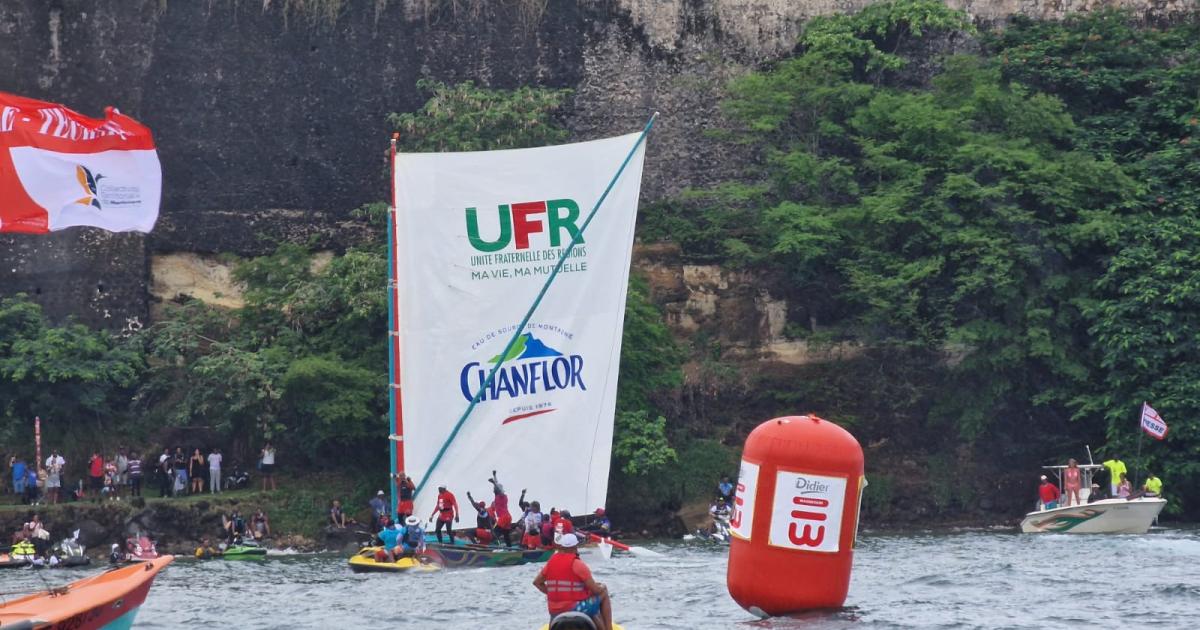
[0,0,1191,348]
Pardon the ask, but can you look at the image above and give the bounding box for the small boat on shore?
[1021,462,1166,534]
[0,555,173,630]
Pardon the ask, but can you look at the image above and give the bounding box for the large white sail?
[393,133,646,520]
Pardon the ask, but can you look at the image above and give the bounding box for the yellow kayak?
[347,547,440,573]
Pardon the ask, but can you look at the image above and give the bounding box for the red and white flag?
[0,92,160,234]
[1140,402,1168,440]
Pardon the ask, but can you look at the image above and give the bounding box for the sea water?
[3,528,1197,629]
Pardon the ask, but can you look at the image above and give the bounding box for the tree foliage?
[641,1,1200,513]
[388,79,572,152]
[0,296,144,449]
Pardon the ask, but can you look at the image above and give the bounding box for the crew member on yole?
[533,533,612,630]
[429,485,460,544]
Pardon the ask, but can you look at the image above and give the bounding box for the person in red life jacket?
[466,491,495,545]
[488,470,515,547]
[553,509,576,543]
[521,501,544,549]
[394,472,416,520]
[1038,475,1060,510]
[533,533,613,630]
[541,509,558,547]
[428,484,460,544]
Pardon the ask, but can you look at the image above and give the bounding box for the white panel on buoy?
[768,471,847,553]
[730,459,759,540]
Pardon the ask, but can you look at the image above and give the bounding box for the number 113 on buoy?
[726,415,866,617]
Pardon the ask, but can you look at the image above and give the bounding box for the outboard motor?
[548,612,597,630]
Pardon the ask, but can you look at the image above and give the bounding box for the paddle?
[587,533,660,557]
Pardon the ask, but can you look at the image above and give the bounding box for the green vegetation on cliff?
[644,1,1200,515]
[3,1,1199,526]
[0,79,685,526]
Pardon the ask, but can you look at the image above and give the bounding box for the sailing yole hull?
[424,543,553,568]
[1020,498,1166,533]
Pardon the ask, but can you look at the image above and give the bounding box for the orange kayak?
[0,555,173,630]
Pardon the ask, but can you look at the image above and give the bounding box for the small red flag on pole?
[1140,402,1168,440]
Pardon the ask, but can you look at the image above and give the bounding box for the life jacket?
[543,552,589,609]
[11,540,35,556]
[399,483,414,501]
[476,509,492,530]
[402,526,424,547]
[436,491,456,520]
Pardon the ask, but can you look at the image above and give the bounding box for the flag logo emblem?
[74,165,104,210]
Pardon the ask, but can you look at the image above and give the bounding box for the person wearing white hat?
[398,515,426,557]
[533,533,613,630]
[369,490,387,531]
[1038,474,1060,510]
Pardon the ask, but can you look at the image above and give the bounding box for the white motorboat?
[1021,497,1166,534]
[1020,462,1166,534]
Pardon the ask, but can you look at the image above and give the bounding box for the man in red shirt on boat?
[428,484,460,544]
[1037,475,1060,510]
[533,533,613,630]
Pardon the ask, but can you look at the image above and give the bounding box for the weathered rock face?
[0,0,1192,330]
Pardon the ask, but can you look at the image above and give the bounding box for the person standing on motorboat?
[1117,473,1133,498]
[1038,475,1060,510]
[1063,459,1083,506]
[1102,455,1127,497]
[533,533,613,630]
[1143,472,1163,497]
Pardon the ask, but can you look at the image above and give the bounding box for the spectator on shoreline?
[329,499,349,529]
[11,455,26,497]
[158,448,172,498]
[189,449,205,494]
[369,490,387,531]
[208,447,223,494]
[260,442,277,492]
[251,509,271,540]
[44,448,64,504]
[88,452,104,495]
[116,447,128,491]
[128,452,143,497]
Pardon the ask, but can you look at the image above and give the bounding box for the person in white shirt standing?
[44,450,65,505]
[260,442,276,492]
[208,448,223,494]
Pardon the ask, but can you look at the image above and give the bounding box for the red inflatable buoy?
[726,415,865,617]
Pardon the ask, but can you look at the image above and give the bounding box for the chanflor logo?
[466,198,583,252]
[459,331,586,424]
[73,165,104,210]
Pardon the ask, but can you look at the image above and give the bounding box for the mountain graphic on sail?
[488,332,563,363]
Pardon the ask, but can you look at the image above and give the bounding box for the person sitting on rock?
[223,509,247,544]
[251,509,271,540]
